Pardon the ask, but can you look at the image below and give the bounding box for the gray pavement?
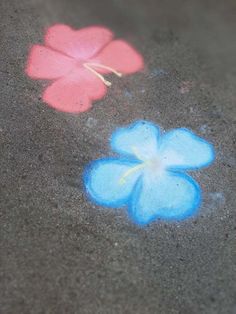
[0,0,236,313]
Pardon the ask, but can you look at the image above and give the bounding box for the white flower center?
[147,157,164,174]
[119,149,165,185]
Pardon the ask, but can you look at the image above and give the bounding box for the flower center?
[83,62,122,86]
[119,147,164,185]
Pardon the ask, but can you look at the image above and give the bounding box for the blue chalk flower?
[84,121,215,225]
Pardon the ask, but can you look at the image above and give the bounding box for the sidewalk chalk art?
[26,24,143,113]
[84,121,215,225]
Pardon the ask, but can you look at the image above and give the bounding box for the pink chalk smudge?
[179,81,195,94]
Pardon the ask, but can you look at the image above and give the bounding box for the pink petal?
[26,45,75,79]
[45,24,113,60]
[93,40,144,74]
[43,69,107,113]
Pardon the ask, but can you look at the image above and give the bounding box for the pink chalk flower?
[26,24,144,113]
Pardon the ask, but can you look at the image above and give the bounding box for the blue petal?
[111,120,160,160]
[159,128,215,170]
[129,171,201,225]
[84,158,142,208]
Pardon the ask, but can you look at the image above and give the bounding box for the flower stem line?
[83,63,122,87]
[119,163,146,185]
[87,63,122,77]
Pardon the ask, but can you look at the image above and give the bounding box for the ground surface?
[0,0,236,313]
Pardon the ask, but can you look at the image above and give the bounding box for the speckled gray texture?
[0,0,236,313]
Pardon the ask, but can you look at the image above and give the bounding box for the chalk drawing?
[84,121,215,225]
[26,24,143,113]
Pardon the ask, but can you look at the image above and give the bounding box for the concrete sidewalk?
[1,0,236,313]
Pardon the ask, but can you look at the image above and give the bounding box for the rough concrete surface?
[0,0,236,313]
